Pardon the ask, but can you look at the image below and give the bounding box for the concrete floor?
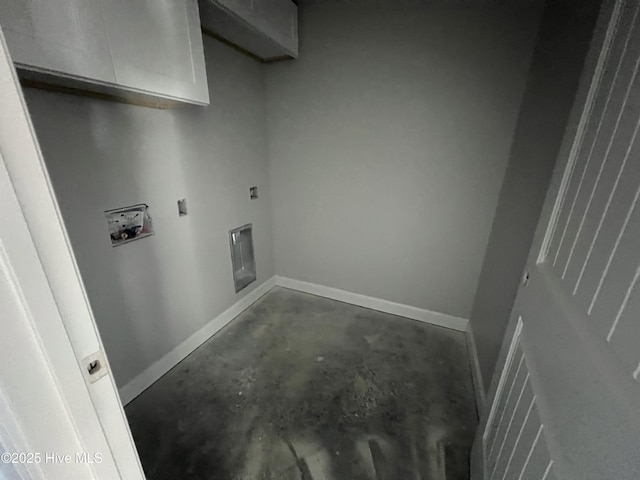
[126,287,477,480]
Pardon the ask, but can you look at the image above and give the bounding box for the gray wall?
[266,3,542,319]
[24,36,274,388]
[469,0,602,390]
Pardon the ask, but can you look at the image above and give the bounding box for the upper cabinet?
[199,0,298,61]
[0,0,209,107]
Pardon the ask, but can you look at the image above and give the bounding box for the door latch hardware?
[82,350,109,384]
[87,360,101,375]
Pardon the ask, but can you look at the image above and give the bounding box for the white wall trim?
[119,275,470,405]
[465,322,486,415]
[118,276,277,405]
[275,276,468,331]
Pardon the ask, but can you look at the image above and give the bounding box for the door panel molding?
[481,319,556,480]
[472,1,640,479]
[539,0,625,265]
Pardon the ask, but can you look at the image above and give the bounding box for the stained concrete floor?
[125,287,477,480]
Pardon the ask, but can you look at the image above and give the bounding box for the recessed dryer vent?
[229,224,256,293]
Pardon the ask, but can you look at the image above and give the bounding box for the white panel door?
[0,25,145,480]
[473,0,640,478]
[0,152,117,480]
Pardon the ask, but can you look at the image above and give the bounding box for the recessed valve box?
[229,224,256,292]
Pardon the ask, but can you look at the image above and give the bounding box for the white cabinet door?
[252,0,297,56]
[100,0,209,105]
[199,0,298,60]
[0,0,209,106]
[0,0,115,83]
[217,0,253,17]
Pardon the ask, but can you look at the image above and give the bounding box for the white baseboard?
[275,276,468,332]
[119,275,470,405]
[118,276,276,405]
[465,322,486,415]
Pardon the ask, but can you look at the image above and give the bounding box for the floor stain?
[125,287,477,479]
